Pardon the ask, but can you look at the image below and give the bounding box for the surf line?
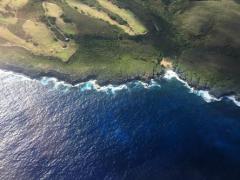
[0,68,239,107]
[164,69,240,107]
[0,68,161,94]
[40,77,161,94]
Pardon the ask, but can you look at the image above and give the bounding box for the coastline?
[164,69,240,107]
[0,65,240,107]
[0,63,160,86]
[174,66,240,101]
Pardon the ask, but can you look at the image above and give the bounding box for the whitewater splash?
[164,70,240,107]
[0,68,239,107]
[0,69,33,82]
[40,76,161,94]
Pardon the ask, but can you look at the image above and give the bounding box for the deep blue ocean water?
[0,70,240,180]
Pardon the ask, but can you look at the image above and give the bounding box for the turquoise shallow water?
[0,70,240,180]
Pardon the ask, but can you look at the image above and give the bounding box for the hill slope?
[0,0,239,98]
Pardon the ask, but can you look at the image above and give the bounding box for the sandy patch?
[97,0,147,35]
[160,58,173,69]
[66,0,137,35]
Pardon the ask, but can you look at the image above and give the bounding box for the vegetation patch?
[22,20,77,62]
[0,0,239,96]
[42,2,78,35]
[0,15,17,25]
[0,0,28,14]
[66,0,146,36]
[97,0,147,35]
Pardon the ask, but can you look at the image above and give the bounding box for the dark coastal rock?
[236,95,240,101]
[1,62,238,102]
[174,65,239,99]
[0,63,160,87]
[209,88,236,99]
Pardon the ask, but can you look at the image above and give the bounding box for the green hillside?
[0,0,239,97]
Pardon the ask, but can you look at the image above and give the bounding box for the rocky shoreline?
[174,67,240,101]
[0,63,239,101]
[0,63,160,87]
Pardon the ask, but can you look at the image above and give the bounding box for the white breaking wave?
[0,68,239,107]
[163,70,221,103]
[0,69,33,82]
[40,77,161,94]
[164,69,240,107]
[228,96,240,107]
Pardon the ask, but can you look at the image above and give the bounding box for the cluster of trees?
[60,14,72,23]
[39,15,69,42]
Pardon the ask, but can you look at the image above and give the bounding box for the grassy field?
[0,16,17,25]
[42,2,78,35]
[0,0,162,82]
[0,39,161,83]
[66,0,144,35]
[174,0,240,95]
[0,0,29,13]
[0,0,77,62]
[0,0,239,96]
[97,0,147,35]
[22,20,77,62]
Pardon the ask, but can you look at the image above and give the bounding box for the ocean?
[0,69,240,180]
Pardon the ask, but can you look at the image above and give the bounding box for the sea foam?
[228,96,240,107]
[0,68,239,107]
[164,70,240,107]
[164,70,221,103]
[0,69,33,82]
[40,77,160,95]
